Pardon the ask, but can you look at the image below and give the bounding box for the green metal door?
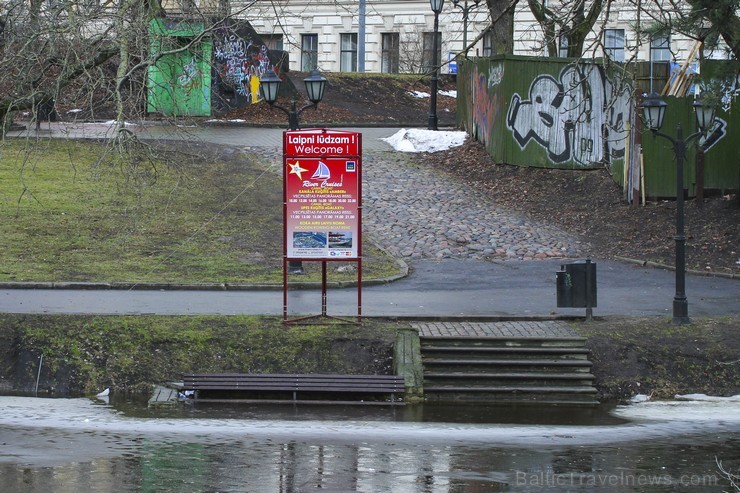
[147,19,212,117]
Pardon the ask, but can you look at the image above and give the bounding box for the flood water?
[1,395,738,492]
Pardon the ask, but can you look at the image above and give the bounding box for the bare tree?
[484,0,519,54]
[525,0,608,58]
[397,24,455,75]
[637,0,740,60]
[0,0,257,138]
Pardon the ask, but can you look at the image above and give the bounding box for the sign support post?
[282,129,362,323]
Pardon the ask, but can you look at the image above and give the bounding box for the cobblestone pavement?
[362,150,583,261]
[247,145,584,262]
[412,320,580,338]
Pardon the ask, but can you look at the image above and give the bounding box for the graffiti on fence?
[700,117,728,152]
[506,64,631,167]
[717,73,740,112]
[214,32,271,102]
[469,63,503,143]
[488,64,504,87]
[178,57,203,95]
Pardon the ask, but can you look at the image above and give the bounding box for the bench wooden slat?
[183,373,402,381]
[181,373,406,404]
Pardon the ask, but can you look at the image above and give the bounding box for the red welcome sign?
[284,128,360,156]
[284,129,362,260]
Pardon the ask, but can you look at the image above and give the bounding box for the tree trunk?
[485,0,519,55]
[566,0,604,58]
[527,0,557,57]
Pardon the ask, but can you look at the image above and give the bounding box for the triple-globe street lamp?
[260,68,328,275]
[640,93,717,325]
[452,0,482,54]
[428,0,444,130]
[259,68,327,131]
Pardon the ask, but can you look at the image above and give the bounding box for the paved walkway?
[412,320,580,338]
[228,127,583,262]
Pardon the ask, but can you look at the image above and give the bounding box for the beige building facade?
[228,0,732,75]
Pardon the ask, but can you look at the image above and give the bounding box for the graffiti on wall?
[715,73,740,112]
[700,117,728,152]
[694,71,735,151]
[178,57,203,95]
[506,64,631,167]
[214,33,271,102]
[469,63,503,144]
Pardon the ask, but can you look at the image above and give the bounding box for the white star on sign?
[288,161,308,179]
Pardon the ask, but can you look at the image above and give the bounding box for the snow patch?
[381,128,466,153]
[674,393,740,402]
[629,394,651,403]
[99,120,138,127]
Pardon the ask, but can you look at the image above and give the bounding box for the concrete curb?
[614,256,739,280]
[0,256,411,291]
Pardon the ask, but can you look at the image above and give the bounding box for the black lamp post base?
[427,114,438,131]
[672,298,690,325]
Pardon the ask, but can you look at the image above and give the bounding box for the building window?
[301,34,318,71]
[604,29,625,62]
[559,34,569,57]
[422,32,441,73]
[482,29,493,57]
[261,34,283,52]
[650,33,671,62]
[340,33,358,72]
[381,33,399,73]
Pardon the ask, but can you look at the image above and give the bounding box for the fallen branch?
[717,358,740,366]
[716,457,740,492]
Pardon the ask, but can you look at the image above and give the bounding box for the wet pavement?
[0,258,737,318]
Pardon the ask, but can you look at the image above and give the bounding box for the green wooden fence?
[641,96,739,198]
[458,56,739,198]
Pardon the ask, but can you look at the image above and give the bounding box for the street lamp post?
[428,0,444,130]
[640,93,716,325]
[452,0,481,54]
[260,68,328,274]
[259,68,327,131]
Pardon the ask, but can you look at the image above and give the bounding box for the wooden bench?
[181,373,406,405]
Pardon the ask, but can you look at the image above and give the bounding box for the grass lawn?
[0,138,400,284]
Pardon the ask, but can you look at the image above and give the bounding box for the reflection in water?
[0,396,738,492]
[3,433,736,492]
[114,397,628,426]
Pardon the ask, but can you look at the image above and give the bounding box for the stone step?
[422,386,599,405]
[420,336,587,349]
[423,372,596,387]
[422,358,593,373]
[421,346,591,360]
[418,335,599,405]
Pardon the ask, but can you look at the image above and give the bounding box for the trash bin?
[557,258,597,309]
